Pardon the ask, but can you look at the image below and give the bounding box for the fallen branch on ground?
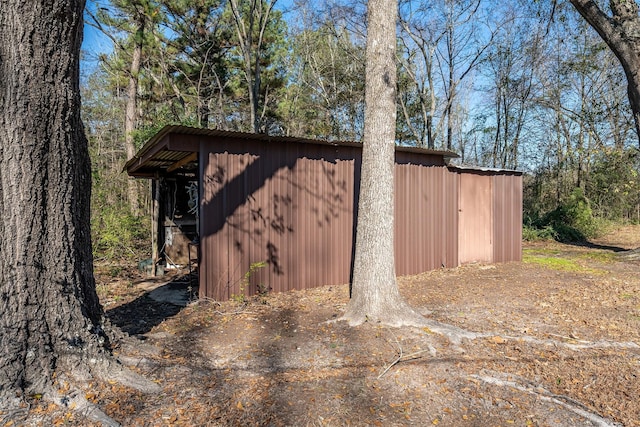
[377,348,435,379]
[377,330,437,379]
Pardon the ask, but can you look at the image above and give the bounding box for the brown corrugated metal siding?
[127,126,523,301]
[200,139,362,300]
[394,152,458,274]
[198,139,522,301]
[492,173,523,263]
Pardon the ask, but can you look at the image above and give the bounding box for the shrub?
[528,188,602,243]
[91,205,148,261]
[522,224,556,241]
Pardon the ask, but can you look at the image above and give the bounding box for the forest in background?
[81,0,640,261]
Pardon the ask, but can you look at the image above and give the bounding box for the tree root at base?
[42,360,161,427]
[49,388,121,427]
[333,300,432,328]
[0,356,163,427]
[469,371,623,427]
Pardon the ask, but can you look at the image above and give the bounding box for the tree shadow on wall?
[200,143,362,296]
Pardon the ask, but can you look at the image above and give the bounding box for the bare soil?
[12,226,640,426]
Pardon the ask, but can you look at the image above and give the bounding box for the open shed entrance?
[155,177,199,267]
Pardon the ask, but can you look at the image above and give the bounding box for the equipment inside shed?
[154,176,198,269]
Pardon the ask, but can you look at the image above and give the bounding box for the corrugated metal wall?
[492,173,523,263]
[394,152,458,274]
[199,139,522,300]
[200,140,360,300]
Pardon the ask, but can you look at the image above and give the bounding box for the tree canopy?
[83,0,640,230]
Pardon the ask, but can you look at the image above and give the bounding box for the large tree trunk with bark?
[569,0,640,146]
[341,0,426,327]
[0,0,112,407]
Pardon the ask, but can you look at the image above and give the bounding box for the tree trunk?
[341,0,426,327]
[569,0,640,146]
[125,18,144,215]
[229,0,277,134]
[446,20,455,151]
[0,0,108,405]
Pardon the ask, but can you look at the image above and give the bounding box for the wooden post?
[151,176,161,276]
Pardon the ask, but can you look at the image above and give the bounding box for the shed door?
[458,174,492,264]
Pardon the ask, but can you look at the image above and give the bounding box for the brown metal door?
[458,173,493,264]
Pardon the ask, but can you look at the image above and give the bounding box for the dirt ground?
[13,225,640,426]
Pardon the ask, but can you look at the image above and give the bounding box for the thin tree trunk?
[341,0,426,327]
[125,19,144,215]
[0,0,106,403]
[229,0,277,134]
[230,0,257,133]
[446,21,455,151]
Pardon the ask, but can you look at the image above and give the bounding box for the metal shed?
[126,125,522,301]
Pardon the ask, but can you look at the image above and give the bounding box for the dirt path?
[15,226,640,426]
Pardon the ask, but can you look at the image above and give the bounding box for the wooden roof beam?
[166,152,198,173]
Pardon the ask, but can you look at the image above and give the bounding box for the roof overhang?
[125,125,460,178]
[448,164,523,175]
[125,126,200,177]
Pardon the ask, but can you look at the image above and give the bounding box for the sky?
[83,23,112,54]
[81,2,114,72]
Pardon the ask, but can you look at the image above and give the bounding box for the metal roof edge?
[447,164,523,175]
[396,145,459,158]
[127,125,462,167]
[123,124,177,172]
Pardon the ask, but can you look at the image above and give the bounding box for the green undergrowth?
[524,247,618,264]
[522,250,606,275]
[524,188,615,243]
[576,251,618,263]
[523,247,563,257]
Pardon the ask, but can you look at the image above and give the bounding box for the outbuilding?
[126,125,522,301]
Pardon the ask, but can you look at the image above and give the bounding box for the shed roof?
[125,125,460,177]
